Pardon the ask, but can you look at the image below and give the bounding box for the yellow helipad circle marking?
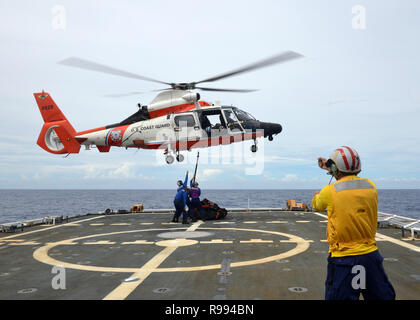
[33,227,310,273]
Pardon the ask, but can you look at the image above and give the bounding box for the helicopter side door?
[171,112,202,146]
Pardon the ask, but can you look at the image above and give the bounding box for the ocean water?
[0,189,419,224]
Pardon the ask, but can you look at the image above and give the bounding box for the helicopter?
[34,51,303,164]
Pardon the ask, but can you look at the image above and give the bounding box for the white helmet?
[329,146,361,174]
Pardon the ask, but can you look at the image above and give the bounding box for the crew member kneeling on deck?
[172,171,189,224]
[189,181,205,222]
[312,146,395,300]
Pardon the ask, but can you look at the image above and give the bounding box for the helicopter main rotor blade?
[103,91,149,98]
[195,86,257,93]
[103,88,170,98]
[194,51,303,85]
[58,57,171,86]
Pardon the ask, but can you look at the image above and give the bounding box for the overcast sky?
[0,0,419,189]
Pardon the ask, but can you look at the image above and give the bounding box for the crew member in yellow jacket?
[312,146,395,300]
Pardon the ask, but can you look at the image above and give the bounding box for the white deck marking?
[103,246,178,300]
[281,239,313,243]
[103,221,203,300]
[375,233,420,253]
[240,239,273,244]
[200,239,233,244]
[83,241,116,245]
[311,211,329,219]
[213,222,235,224]
[0,216,105,240]
[121,240,154,245]
[312,211,420,252]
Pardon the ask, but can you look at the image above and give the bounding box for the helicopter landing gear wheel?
[268,135,273,141]
[176,154,184,162]
[166,155,175,164]
[251,139,258,153]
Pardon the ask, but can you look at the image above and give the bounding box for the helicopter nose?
[259,122,282,139]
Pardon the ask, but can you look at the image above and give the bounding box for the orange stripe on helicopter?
[76,126,107,135]
[106,125,130,146]
[148,101,211,118]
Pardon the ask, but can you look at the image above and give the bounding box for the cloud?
[281,174,299,182]
[372,177,420,188]
[264,173,301,182]
[81,162,140,180]
[12,161,154,182]
[264,155,311,164]
[263,173,322,184]
[1,2,420,190]
[202,169,223,177]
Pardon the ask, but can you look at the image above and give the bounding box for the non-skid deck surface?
[0,211,419,300]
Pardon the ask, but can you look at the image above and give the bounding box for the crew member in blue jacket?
[189,180,205,222]
[172,171,189,224]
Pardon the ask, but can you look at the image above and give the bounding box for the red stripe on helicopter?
[148,101,211,118]
[107,125,130,146]
[76,126,107,136]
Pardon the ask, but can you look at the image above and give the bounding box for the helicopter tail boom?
[34,92,81,154]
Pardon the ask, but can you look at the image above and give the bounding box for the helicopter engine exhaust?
[182,92,200,103]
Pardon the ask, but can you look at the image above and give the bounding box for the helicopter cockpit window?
[198,110,229,136]
[234,108,256,122]
[174,115,196,127]
[223,109,243,131]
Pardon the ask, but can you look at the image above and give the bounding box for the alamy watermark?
[152,123,266,175]
[51,5,66,30]
[352,5,366,30]
[51,266,66,290]
[351,265,366,290]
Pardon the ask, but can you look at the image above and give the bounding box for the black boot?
[182,218,189,224]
